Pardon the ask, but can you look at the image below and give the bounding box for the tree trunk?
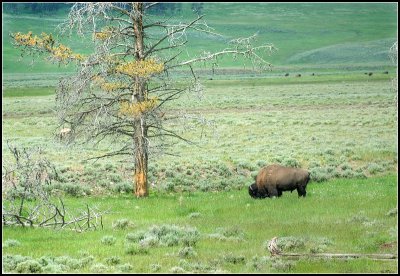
[134,114,148,197]
[132,2,148,197]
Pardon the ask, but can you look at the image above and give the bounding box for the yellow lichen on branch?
[93,26,116,41]
[119,97,159,118]
[90,75,125,92]
[116,59,164,78]
[100,82,125,92]
[12,32,85,63]
[13,31,38,46]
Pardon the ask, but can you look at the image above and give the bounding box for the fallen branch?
[2,143,109,233]
[3,201,109,232]
[278,252,398,261]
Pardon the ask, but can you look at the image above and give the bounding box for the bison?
[248,164,310,198]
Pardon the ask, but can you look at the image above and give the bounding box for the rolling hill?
[2,2,397,74]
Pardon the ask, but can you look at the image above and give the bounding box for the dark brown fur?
[255,164,310,197]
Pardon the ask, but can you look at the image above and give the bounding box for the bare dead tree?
[2,142,107,231]
[11,2,275,197]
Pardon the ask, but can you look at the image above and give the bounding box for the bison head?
[248,183,268,199]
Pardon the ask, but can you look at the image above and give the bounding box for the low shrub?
[105,256,121,266]
[47,182,91,197]
[112,219,135,230]
[222,252,245,264]
[271,259,295,272]
[208,226,245,242]
[188,212,201,219]
[150,263,162,272]
[178,259,217,273]
[367,163,384,175]
[42,263,68,273]
[113,182,133,194]
[386,208,397,217]
[2,239,21,248]
[128,224,200,248]
[15,260,43,273]
[126,230,147,243]
[281,157,300,168]
[90,263,108,273]
[178,246,197,258]
[53,256,84,270]
[246,255,271,271]
[101,235,117,246]
[309,167,331,182]
[117,263,133,272]
[125,242,149,255]
[274,236,306,251]
[170,266,186,273]
[3,255,32,272]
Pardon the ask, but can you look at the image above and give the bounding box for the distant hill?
[2,2,397,73]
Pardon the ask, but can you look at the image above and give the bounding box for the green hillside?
[2,2,397,74]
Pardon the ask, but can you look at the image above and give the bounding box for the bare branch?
[168,42,275,70]
[143,15,205,58]
[2,144,108,231]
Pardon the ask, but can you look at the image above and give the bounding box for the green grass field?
[2,175,398,273]
[2,3,398,274]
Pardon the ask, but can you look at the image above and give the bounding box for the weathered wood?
[278,253,397,260]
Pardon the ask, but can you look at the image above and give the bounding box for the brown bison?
[248,164,310,198]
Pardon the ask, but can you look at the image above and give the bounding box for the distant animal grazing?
[383,71,389,74]
[296,74,301,77]
[311,73,315,76]
[368,72,373,76]
[59,127,71,140]
[249,164,310,198]
[284,73,289,77]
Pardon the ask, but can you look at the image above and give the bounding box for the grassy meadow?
[2,175,398,273]
[2,2,398,274]
[2,73,398,273]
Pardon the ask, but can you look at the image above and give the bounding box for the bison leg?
[297,186,306,197]
[267,187,279,198]
[260,190,269,198]
[277,189,283,197]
